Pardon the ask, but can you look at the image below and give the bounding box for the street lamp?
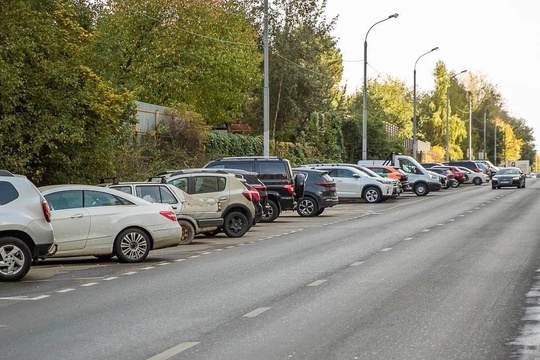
[445,70,467,161]
[362,13,399,160]
[413,46,439,160]
[468,91,472,160]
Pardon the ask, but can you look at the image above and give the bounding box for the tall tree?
[0,0,133,185]
[89,0,261,126]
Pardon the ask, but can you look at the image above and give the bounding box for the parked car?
[153,170,256,238]
[431,165,467,185]
[425,167,456,188]
[105,181,223,245]
[0,170,56,281]
[203,156,305,223]
[427,170,449,189]
[292,168,338,217]
[303,164,396,203]
[491,167,526,189]
[454,166,489,185]
[39,185,182,262]
[444,161,485,175]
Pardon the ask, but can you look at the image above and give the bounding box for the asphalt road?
[2,179,540,359]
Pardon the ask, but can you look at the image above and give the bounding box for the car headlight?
[513,176,520,180]
[376,179,393,185]
[429,174,438,180]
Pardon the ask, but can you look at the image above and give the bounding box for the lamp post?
[362,13,399,161]
[413,46,439,160]
[468,91,472,160]
[494,123,497,165]
[483,107,487,160]
[445,70,467,162]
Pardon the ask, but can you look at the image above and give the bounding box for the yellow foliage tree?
[495,118,523,161]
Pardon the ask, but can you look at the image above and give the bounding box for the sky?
[324,0,540,150]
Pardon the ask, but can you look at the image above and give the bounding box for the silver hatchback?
[0,170,56,281]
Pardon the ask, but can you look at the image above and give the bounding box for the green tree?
[90,0,261,126]
[0,0,134,185]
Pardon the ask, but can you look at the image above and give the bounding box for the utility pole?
[263,0,269,156]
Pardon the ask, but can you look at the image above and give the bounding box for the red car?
[432,165,467,184]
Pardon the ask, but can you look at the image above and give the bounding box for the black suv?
[204,157,304,222]
[292,168,338,217]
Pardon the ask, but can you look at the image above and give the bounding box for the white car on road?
[39,185,182,263]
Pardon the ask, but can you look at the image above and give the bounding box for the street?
[1,180,540,359]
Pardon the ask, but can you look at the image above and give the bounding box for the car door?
[44,190,90,252]
[191,175,229,208]
[83,190,136,253]
[326,168,364,199]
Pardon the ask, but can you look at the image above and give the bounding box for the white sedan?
[455,166,489,185]
[39,185,182,263]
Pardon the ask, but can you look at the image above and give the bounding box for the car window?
[84,190,133,207]
[169,177,188,192]
[400,159,418,174]
[226,162,254,172]
[336,169,355,178]
[45,190,83,210]
[159,186,178,204]
[110,185,133,195]
[259,162,287,180]
[136,186,161,203]
[0,181,19,205]
[193,176,226,194]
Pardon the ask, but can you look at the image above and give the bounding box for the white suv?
[0,170,56,281]
[306,165,397,203]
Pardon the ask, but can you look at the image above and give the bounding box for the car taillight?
[252,184,267,192]
[315,181,335,188]
[42,200,51,222]
[242,190,253,202]
[250,190,260,202]
[159,210,177,222]
[284,184,294,195]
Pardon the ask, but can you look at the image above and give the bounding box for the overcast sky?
[324,0,540,150]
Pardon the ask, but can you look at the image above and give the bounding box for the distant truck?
[358,152,441,196]
[506,160,530,175]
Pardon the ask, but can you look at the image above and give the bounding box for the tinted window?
[193,176,226,194]
[45,190,83,210]
[259,162,288,180]
[84,190,133,207]
[226,161,255,172]
[0,181,19,205]
[159,186,177,204]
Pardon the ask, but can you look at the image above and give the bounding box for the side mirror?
[294,173,305,199]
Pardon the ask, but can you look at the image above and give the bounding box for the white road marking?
[238,243,246,246]
[213,249,223,252]
[404,237,414,241]
[147,342,200,360]
[243,307,271,318]
[307,280,327,287]
[157,263,170,266]
[225,246,235,249]
[380,248,392,252]
[458,214,465,217]
[123,272,137,276]
[141,267,155,270]
[422,229,431,232]
[57,288,75,293]
[201,252,212,254]
[81,283,98,287]
[174,258,186,262]
[189,255,201,258]
[437,223,445,226]
[103,277,118,281]
[449,218,456,221]
[350,261,364,267]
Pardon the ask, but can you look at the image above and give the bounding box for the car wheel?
[114,228,151,263]
[178,220,195,245]
[260,199,279,223]
[473,177,482,185]
[413,183,429,196]
[223,211,250,238]
[0,237,32,282]
[363,187,382,203]
[315,208,325,216]
[297,196,319,217]
[451,181,460,188]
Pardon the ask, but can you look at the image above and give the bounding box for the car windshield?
[497,168,519,175]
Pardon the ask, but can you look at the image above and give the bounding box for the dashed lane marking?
[103,277,118,281]
[80,283,98,287]
[380,248,392,252]
[350,261,364,267]
[243,307,271,318]
[123,272,137,276]
[307,280,327,287]
[57,288,75,293]
[147,342,200,360]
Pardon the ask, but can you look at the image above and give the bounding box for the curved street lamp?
[445,70,467,161]
[361,13,399,160]
[412,46,439,160]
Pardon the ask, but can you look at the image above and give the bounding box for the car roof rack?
[99,176,119,185]
[215,156,282,160]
